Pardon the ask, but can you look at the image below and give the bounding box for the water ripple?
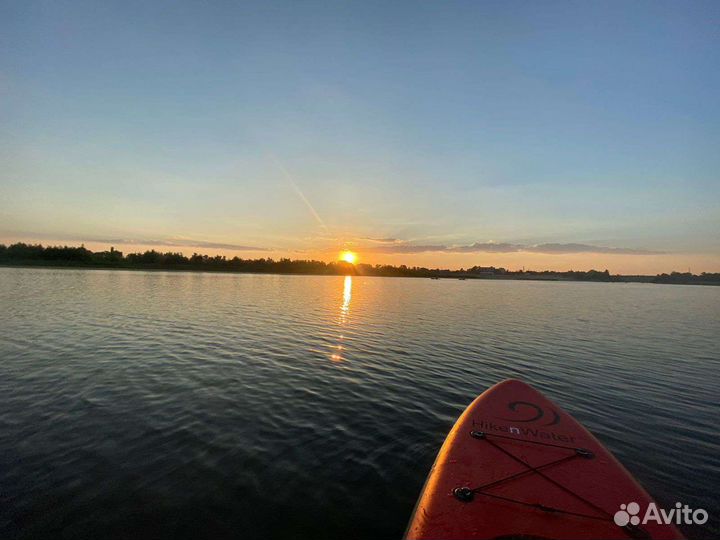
[0,269,718,539]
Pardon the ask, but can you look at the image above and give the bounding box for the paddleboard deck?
[406,379,684,539]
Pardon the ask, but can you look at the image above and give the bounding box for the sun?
[339,250,357,264]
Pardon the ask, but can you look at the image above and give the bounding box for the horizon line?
[1,240,717,277]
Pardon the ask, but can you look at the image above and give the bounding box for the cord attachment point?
[453,487,474,502]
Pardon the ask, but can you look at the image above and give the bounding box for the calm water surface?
[1,268,718,539]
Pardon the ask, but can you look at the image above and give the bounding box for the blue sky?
[1,1,719,272]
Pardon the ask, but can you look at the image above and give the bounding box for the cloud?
[360,237,401,244]
[99,238,271,252]
[5,232,272,252]
[4,229,663,256]
[526,243,662,255]
[361,241,663,255]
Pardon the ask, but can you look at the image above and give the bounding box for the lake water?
[1,267,718,539]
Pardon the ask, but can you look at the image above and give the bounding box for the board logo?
[614,501,708,527]
[498,400,560,426]
[473,419,576,443]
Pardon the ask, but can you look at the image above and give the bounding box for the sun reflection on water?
[341,275,352,321]
[331,276,352,362]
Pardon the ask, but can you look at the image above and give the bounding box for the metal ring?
[453,487,474,502]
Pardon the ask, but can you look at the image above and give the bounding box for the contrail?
[269,154,329,234]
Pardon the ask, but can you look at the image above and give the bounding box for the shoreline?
[2,262,718,286]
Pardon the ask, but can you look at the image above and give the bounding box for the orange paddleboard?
[406,379,684,539]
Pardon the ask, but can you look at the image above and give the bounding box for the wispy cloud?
[159,239,271,251]
[526,243,662,255]
[4,231,272,252]
[360,237,401,244]
[3,229,664,256]
[96,238,271,252]
[361,241,663,255]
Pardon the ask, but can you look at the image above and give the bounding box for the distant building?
[94,247,123,261]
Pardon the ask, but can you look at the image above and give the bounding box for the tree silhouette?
[0,242,717,285]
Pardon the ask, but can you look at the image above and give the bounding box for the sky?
[1,0,719,273]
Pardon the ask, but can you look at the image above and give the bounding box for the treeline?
[653,272,720,285]
[0,242,613,280]
[0,243,352,275]
[0,243,716,284]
